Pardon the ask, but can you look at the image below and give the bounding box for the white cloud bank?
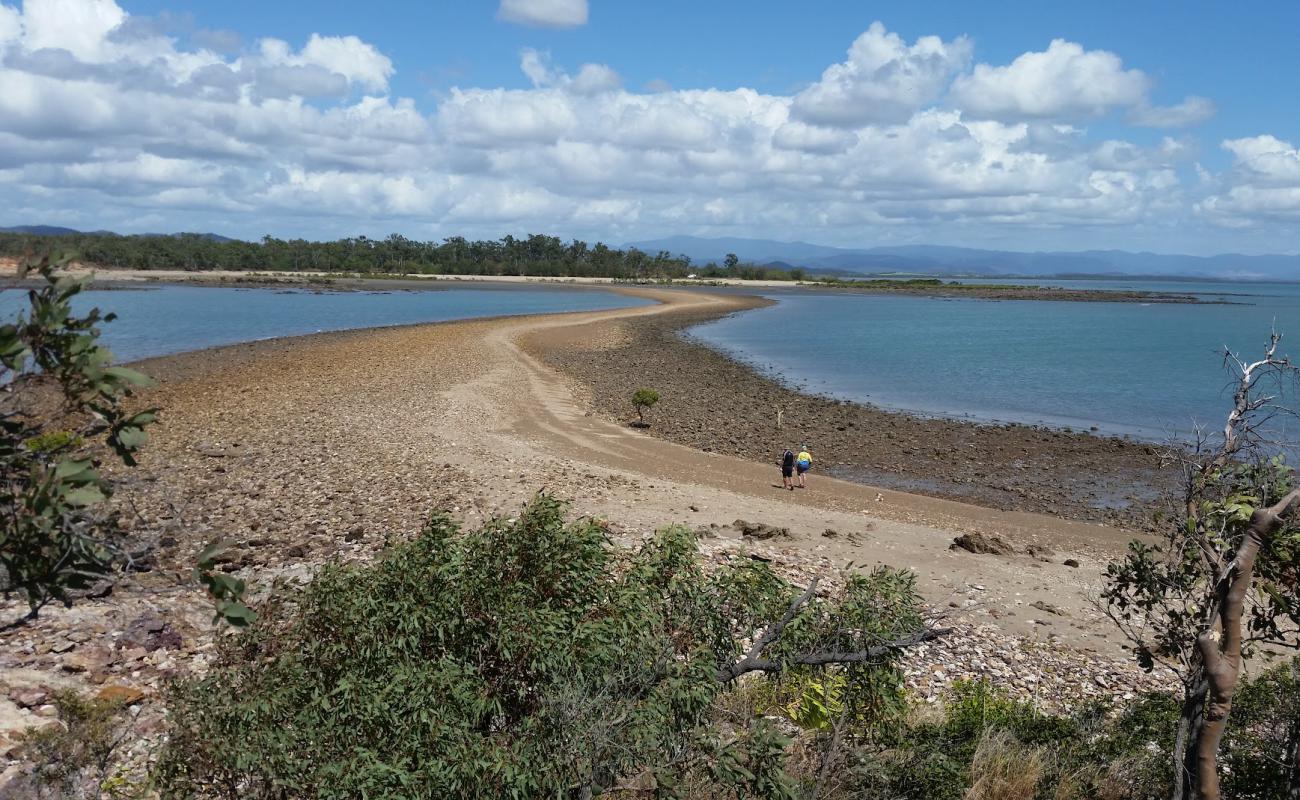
[0,0,1288,250]
[1197,135,1300,226]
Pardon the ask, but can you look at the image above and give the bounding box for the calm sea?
[0,284,651,363]
[690,280,1300,444]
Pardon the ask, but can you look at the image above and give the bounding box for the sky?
[1,0,1298,255]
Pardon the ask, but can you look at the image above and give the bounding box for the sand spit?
[528,289,1180,530]
[0,287,1176,781]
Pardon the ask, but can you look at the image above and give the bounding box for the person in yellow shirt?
[795,445,813,488]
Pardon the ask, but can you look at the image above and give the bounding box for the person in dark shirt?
[778,448,796,490]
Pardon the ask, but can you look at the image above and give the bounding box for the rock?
[950,532,1015,555]
[1031,600,1065,616]
[49,639,75,654]
[145,626,183,653]
[116,647,147,663]
[732,519,789,540]
[61,647,112,674]
[285,544,308,558]
[96,684,148,706]
[7,688,47,709]
[83,579,115,599]
[0,764,24,793]
[1063,558,1081,568]
[1024,544,1055,561]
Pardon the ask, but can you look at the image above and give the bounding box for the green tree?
[1103,332,1300,800]
[631,387,660,427]
[157,495,939,799]
[1,251,158,628]
[1,251,253,629]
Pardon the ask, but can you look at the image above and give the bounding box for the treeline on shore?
[0,231,811,281]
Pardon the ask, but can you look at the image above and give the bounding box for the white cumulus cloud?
[1197,136,1300,225]
[0,0,1286,250]
[951,39,1150,120]
[791,22,971,126]
[258,33,393,92]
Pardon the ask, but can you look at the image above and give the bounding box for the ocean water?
[691,281,1300,443]
[0,284,652,363]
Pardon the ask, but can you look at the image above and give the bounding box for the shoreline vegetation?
[0,230,1225,303]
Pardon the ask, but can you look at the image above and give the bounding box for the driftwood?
[715,577,950,683]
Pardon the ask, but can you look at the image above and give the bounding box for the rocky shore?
[530,290,1181,530]
[801,279,1221,303]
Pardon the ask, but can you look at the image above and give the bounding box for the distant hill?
[625,235,1300,281]
[0,225,236,243]
[0,225,101,236]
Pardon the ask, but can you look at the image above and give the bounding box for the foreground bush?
[1,250,157,627]
[849,662,1300,800]
[157,495,932,799]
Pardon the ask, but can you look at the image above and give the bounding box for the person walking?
[796,444,813,488]
[778,448,796,490]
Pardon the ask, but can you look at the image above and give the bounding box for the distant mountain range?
[625,236,1300,281]
[0,225,235,242]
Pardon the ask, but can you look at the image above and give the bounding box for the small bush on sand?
[157,495,932,799]
[631,387,660,426]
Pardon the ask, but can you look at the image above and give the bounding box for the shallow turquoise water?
[691,281,1300,443]
[0,284,652,363]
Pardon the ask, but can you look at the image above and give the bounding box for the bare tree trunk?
[1174,678,1208,800]
[1185,490,1300,800]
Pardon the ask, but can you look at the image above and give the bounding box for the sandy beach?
[0,283,1183,768]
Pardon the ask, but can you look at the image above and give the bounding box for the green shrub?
[631,387,660,425]
[157,495,928,799]
[22,429,84,454]
[1221,657,1300,800]
[853,681,1180,800]
[17,690,132,799]
[1,251,157,625]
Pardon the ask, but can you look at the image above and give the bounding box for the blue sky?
[2,0,1298,255]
